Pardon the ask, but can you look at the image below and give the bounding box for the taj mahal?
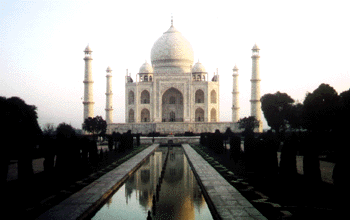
[83,19,263,134]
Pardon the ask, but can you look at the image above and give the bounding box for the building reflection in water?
[92,147,213,220]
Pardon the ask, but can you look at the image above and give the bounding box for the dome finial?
[171,14,173,26]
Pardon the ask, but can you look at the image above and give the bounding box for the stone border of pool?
[182,144,268,220]
[36,144,159,220]
[37,143,267,220]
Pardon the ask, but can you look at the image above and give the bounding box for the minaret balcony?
[83,80,94,83]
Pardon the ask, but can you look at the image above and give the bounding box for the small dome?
[192,61,206,73]
[106,66,112,73]
[84,44,92,53]
[252,43,260,50]
[139,61,153,73]
[233,64,238,70]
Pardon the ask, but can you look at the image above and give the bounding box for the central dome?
[151,25,194,74]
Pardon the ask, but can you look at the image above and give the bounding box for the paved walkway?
[36,144,159,220]
[182,144,267,220]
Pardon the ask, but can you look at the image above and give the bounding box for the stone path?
[182,144,267,220]
[36,144,159,220]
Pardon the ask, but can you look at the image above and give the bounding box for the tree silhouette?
[83,116,107,139]
[42,123,56,137]
[285,102,304,131]
[1,96,42,181]
[339,88,350,126]
[261,91,294,134]
[303,83,339,132]
[56,123,76,138]
[238,116,259,135]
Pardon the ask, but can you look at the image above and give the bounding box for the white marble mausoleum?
[83,19,263,134]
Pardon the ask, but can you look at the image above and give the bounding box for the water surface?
[92,147,213,220]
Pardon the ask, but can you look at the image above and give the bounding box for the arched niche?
[195,89,204,103]
[162,87,183,122]
[210,90,217,103]
[141,90,150,104]
[128,91,134,105]
[141,108,150,122]
[195,107,204,122]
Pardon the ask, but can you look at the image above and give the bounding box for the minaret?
[251,44,263,132]
[83,45,94,123]
[232,65,240,131]
[105,66,113,125]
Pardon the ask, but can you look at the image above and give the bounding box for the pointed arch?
[210,90,217,103]
[162,87,183,122]
[195,89,204,103]
[195,108,204,122]
[141,90,150,104]
[141,108,150,122]
[128,91,134,105]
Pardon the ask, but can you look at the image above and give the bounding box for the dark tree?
[0,96,42,181]
[238,116,260,135]
[83,116,107,140]
[302,83,339,132]
[339,88,350,126]
[285,102,303,131]
[42,123,56,137]
[56,123,76,138]
[261,91,294,134]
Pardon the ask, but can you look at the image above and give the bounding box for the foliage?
[83,116,107,138]
[339,88,350,127]
[42,123,56,136]
[0,96,42,142]
[238,116,259,135]
[285,102,303,131]
[261,91,294,133]
[56,123,76,138]
[302,83,339,132]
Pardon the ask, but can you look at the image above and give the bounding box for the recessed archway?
[141,90,150,104]
[141,108,150,122]
[195,108,204,122]
[128,91,134,105]
[195,89,204,103]
[210,90,217,103]
[162,87,183,122]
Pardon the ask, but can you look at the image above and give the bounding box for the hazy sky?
[1,0,350,130]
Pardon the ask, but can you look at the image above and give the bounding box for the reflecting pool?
[92,146,213,220]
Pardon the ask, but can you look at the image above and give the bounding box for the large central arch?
[162,87,183,122]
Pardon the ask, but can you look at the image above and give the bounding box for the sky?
[1,0,350,131]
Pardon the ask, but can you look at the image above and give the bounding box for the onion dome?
[151,24,194,72]
[252,43,260,50]
[192,61,206,73]
[106,66,112,72]
[84,44,92,53]
[139,61,153,73]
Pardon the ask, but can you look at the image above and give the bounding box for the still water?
[92,146,213,220]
